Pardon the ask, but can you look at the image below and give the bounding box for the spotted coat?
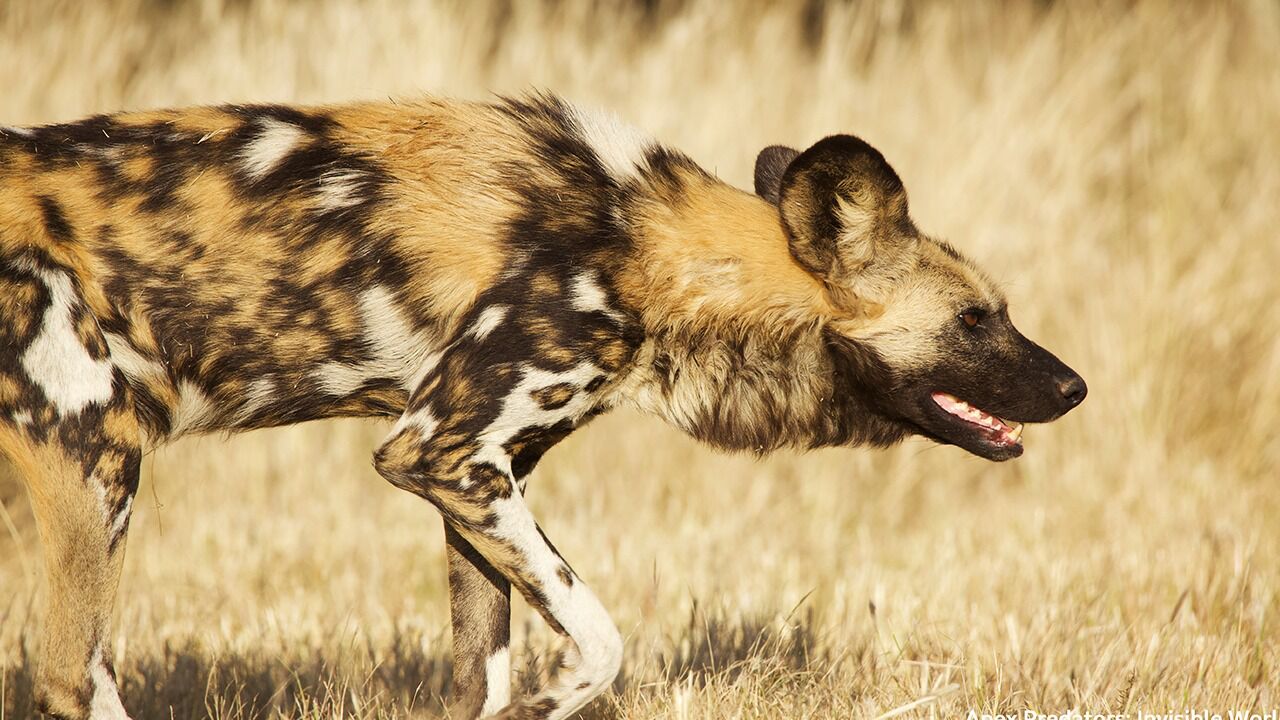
[2,93,1070,720]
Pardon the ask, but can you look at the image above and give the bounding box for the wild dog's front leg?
[379,445,621,720]
[447,417,582,717]
[462,487,622,720]
[446,525,512,717]
[376,356,625,719]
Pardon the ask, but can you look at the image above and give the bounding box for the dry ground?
[2,1,1279,718]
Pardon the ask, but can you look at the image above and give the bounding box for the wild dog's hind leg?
[446,526,512,718]
[0,260,140,720]
[446,443,566,717]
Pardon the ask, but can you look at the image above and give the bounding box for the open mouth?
[930,392,1024,449]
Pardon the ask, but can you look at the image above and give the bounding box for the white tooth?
[1009,425,1023,440]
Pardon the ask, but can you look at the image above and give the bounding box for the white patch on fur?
[570,271,625,324]
[88,645,130,720]
[360,286,428,383]
[231,377,276,425]
[21,270,115,417]
[103,333,166,383]
[569,271,607,312]
[169,381,218,437]
[467,305,509,342]
[314,362,371,398]
[108,496,133,544]
[470,362,601,477]
[570,105,654,182]
[315,286,441,395]
[240,117,303,179]
[1,125,33,137]
[93,475,111,519]
[316,168,366,211]
[392,406,438,438]
[11,410,32,426]
[479,646,512,717]
[88,461,130,545]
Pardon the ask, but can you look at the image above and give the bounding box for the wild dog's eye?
[960,310,982,329]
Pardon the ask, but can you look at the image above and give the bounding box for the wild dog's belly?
[98,269,455,443]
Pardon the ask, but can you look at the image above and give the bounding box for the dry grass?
[2,1,1279,718]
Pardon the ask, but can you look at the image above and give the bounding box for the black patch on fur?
[641,145,711,201]
[508,419,576,480]
[820,329,912,448]
[129,380,174,438]
[38,196,74,243]
[105,445,142,554]
[136,149,191,214]
[556,564,575,587]
[498,93,618,193]
[22,114,118,167]
[525,697,559,719]
[229,103,339,135]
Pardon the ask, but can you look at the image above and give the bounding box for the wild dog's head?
[755,137,1086,461]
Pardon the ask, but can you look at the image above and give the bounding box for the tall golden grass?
[2,1,1278,717]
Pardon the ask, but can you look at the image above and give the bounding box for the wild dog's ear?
[754,145,801,205]
[778,135,917,301]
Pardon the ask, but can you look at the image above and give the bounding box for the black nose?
[1056,374,1087,408]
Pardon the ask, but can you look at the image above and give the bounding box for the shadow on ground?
[1,605,833,720]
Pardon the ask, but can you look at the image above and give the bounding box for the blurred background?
[1,1,1278,718]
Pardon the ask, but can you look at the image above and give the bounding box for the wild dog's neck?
[617,168,836,329]
[614,167,900,452]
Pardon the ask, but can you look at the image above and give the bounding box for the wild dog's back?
[0,99,543,442]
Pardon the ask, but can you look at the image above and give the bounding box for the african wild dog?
[0,93,1086,720]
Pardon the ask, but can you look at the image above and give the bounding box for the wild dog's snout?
[1055,372,1087,410]
[1034,343,1086,417]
